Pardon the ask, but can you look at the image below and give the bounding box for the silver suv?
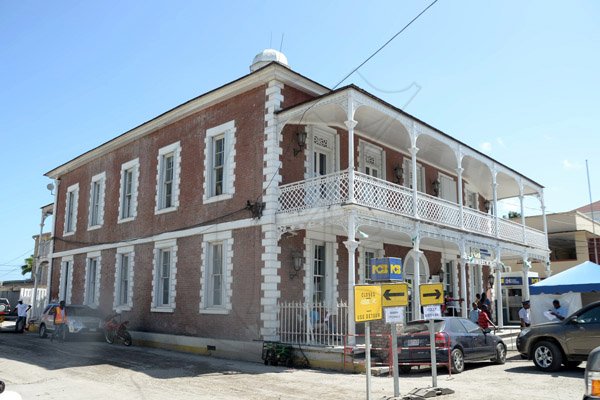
[38,304,103,338]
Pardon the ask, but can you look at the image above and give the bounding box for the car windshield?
[401,321,445,334]
[65,306,102,318]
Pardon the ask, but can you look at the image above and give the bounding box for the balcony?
[277,169,547,250]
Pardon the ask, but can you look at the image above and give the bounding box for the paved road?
[0,331,586,399]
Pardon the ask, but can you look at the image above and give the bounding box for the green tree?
[21,255,34,276]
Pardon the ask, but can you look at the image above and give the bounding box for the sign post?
[354,285,382,400]
[420,283,444,389]
[380,282,407,399]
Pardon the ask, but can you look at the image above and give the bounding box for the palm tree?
[21,255,34,276]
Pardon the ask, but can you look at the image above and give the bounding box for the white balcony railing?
[278,170,547,250]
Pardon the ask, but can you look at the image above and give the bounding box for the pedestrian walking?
[15,300,31,333]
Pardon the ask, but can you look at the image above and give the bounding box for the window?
[119,159,139,222]
[85,254,101,307]
[114,247,134,311]
[360,141,385,180]
[59,257,73,303]
[439,173,457,203]
[64,183,79,235]
[313,244,326,304]
[403,159,425,191]
[155,142,180,213]
[152,240,177,311]
[203,121,236,203]
[200,231,233,313]
[364,251,375,282]
[88,172,105,229]
[465,187,478,209]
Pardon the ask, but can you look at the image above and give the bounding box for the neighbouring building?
[44,49,550,361]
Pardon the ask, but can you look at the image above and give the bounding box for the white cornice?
[46,64,329,179]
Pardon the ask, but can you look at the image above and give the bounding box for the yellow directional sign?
[381,283,409,307]
[354,285,382,322]
[420,283,444,306]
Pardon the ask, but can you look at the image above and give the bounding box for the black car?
[517,301,600,372]
[397,317,506,374]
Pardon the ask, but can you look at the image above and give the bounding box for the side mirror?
[483,328,491,334]
[568,317,579,325]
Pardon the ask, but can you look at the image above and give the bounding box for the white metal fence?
[278,302,347,346]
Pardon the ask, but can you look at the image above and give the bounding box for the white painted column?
[344,213,359,345]
[539,190,552,277]
[345,93,357,203]
[457,166,464,229]
[522,254,531,302]
[412,233,422,320]
[495,248,504,328]
[459,260,468,318]
[411,146,419,218]
[47,179,60,307]
[492,170,499,238]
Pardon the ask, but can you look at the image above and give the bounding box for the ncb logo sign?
[370,257,403,282]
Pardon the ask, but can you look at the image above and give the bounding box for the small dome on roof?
[250,49,289,72]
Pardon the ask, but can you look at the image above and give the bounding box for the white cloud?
[480,142,492,152]
[496,137,506,148]
[562,159,583,171]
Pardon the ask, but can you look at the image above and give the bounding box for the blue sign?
[370,257,403,282]
[501,277,523,286]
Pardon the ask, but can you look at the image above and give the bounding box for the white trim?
[200,230,233,314]
[203,120,236,203]
[113,246,135,312]
[155,142,181,214]
[118,158,140,223]
[84,253,101,308]
[302,235,338,308]
[63,183,79,236]
[59,256,73,304]
[438,172,457,203]
[359,140,386,180]
[358,243,384,284]
[151,239,178,312]
[87,172,106,230]
[306,125,339,180]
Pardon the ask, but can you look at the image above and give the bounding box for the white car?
[38,304,103,338]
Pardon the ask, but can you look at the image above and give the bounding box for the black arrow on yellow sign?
[423,289,442,300]
[383,289,406,301]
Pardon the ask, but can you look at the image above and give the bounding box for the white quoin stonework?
[260,80,284,340]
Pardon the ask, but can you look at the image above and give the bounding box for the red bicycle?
[103,313,132,346]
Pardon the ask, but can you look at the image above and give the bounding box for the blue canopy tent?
[529,261,600,325]
[530,261,600,295]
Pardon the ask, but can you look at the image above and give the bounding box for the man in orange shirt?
[51,301,67,342]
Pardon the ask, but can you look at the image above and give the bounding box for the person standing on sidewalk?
[51,301,67,342]
[15,300,31,333]
[518,300,531,328]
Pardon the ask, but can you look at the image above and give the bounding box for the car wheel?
[532,341,562,372]
[564,361,582,369]
[492,343,507,364]
[399,365,412,374]
[450,348,465,374]
[39,324,47,338]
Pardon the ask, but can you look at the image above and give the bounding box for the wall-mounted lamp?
[293,129,307,156]
[483,200,491,213]
[432,179,441,197]
[438,267,445,283]
[488,274,495,289]
[290,251,304,279]
[393,164,404,185]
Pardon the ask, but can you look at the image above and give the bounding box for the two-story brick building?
[45,49,549,360]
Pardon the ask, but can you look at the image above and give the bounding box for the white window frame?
[203,120,236,204]
[358,243,384,284]
[151,239,177,312]
[113,246,134,312]
[438,172,458,203]
[84,252,101,308]
[200,231,233,314]
[306,126,339,180]
[59,256,73,304]
[359,140,386,180]
[403,159,425,192]
[303,231,339,308]
[88,172,106,230]
[63,183,79,236]
[118,158,140,223]
[155,142,181,214]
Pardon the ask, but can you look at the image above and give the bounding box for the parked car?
[397,317,507,374]
[517,300,600,372]
[38,304,103,338]
[0,298,10,315]
[584,345,600,399]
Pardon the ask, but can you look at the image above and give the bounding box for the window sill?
[203,194,233,205]
[118,217,135,224]
[115,305,132,313]
[151,307,174,313]
[155,206,178,215]
[199,308,230,315]
[63,231,75,237]
[87,225,102,231]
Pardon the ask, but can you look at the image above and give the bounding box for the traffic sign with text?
[381,283,409,307]
[354,285,382,322]
[420,283,444,306]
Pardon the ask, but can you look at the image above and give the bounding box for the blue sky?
[1,1,599,281]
